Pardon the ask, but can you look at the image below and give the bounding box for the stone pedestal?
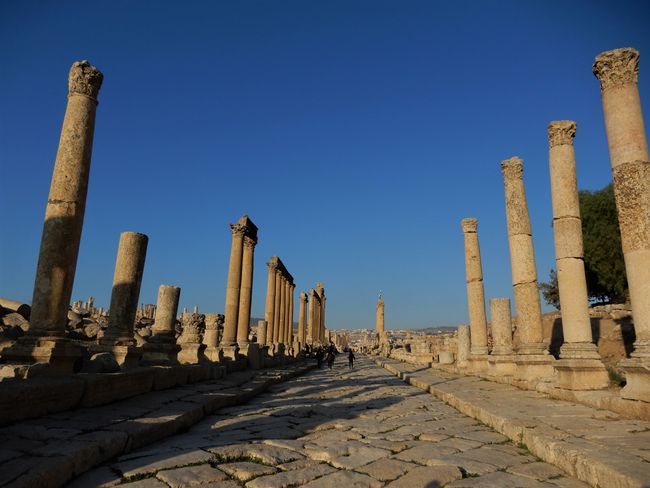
[178,343,207,365]
[488,355,517,376]
[439,351,455,364]
[554,358,609,391]
[468,354,488,373]
[619,358,650,402]
[221,344,239,361]
[204,346,224,363]
[3,338,82,376]
[239,343,262,369]
[514,355,555,383]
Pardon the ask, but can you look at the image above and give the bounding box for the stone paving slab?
[73,357,595,488]
[376,357,650,488]
[0,362,314,488]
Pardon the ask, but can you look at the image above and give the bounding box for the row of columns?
[459,47,649,400]
[261,256,295,350]
[307,283,326,345]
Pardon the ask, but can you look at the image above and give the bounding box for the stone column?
[461,218,489,356]
[593,47,650,400]
[298,292,307,347]
[236,236,256,345]
[307,289,315,344]
[278,276,287,345]
[142,285,180,364]
[288,283,295,347]
[487,298,517,377]
[222,222,246,347]
[548,121,608,389]
[3,61,103,371]
[100,232,148,366]
[257,320,267,346]
[264,259,278,345]
[457,324,470,368]
[376,295,385,339]
[272,270,282,344]
[203,314,224,362]
[501,157,554,382]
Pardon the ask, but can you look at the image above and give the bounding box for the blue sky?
[1,1,649,329]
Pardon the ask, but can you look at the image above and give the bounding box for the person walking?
[326,350,335,369]
[348,349,355,370]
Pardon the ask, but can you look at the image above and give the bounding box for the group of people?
[304,343,355,370]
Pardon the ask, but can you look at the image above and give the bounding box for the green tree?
[541,184,628,308]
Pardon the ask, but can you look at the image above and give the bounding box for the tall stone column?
[257,320,267,346]
[594,47,650,400]
[222,222,246,347]
[4,61,103,371]
[272,270,282,344]
[314,296,321,344]
[100,232,148,366]
[289,283,296,345]
[264,258,278,345]
[457,324,470,368]
[487,298,517,376]
[461,218,489,356]
[501,157,554,382]
[307,289,315,344]
[298,292,307,347]
[278,276,287,345]
[143,284,180,364]
[236,236,256,345]
[548,121,608,389]
[376,294,385,340]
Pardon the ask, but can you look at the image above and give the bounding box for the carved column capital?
[243,236,257,249]
[548,120,577,147]
[230,223,246,237]
[593,47,639,90]
[68,60,103,100]
[300,292,308,302]
[501,157,524,180]
[461,218,478,233]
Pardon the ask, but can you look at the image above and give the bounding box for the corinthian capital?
[243,236,257,249]
[548,120,576,147]
[230,223,247,237]
[501,157,524,180]
[461,218,478,233]
[68,60,103,100]
[593,48,639,90]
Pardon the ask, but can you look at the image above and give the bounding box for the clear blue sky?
[1,1,648,330]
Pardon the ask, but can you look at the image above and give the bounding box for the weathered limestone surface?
[237,236,257,345]
[298,292,307,347]
[264,259,278,345]
[67,358,608,488]
[377,357,649,488]
[457,324,470,368]
[593,47,650,402]
[142,285,181,364]
[488,298,516,377]
[1,362,315,487]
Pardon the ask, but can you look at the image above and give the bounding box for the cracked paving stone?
[218,461,278,482]
[156,464,229,486]
[386,464,463,487]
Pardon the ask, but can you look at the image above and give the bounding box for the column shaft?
[548,121,601,357]
[151,285,180,341]
[501,157,546,354]
[278,277,286,344]
[102,232,148,344]
[461,218,489,354]
[457,324,470,365]
[264,260,277,345]
[29,61,103,337]
[222,224,245,346]
[272,271,282,343]
[376,298,385,335]
[298,292,307,346]
[594,48,650,356]
[490,298,514,355]
[236,236,255,344]
[307,290,314,344]
[288,285,295,344]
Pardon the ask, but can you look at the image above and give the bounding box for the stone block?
[151,365,189,390]
[80,368,155,407]
[619,357,650,402]
[438,351,454,364]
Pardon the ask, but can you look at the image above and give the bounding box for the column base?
[270,343,285,357]
[517,342,549,355]
[467,353,488,373]
[239,343,262,369]
[554,358,609,390]
[177,343,207,364]
[514,354,555,383]
[89,344,142,368]
[1,336,82,376]
[203,346,224,362]
[619,357,650,402]
[221,344,240,361]
[438,351,455,365]
[559,342,601,359]
[488,354,517,376]
[141,342,180,365]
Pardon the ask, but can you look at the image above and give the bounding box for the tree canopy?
[541,183,628,308]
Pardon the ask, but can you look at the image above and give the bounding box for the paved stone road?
[72,357,589,487]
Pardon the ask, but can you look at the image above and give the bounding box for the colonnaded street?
[71,357,589,488]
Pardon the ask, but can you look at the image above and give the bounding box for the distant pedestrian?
[326,351,335,369]
[316,348,324,368]
[348,350,355,370]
